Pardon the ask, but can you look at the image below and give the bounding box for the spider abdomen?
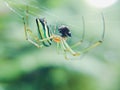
[36,18,52,47]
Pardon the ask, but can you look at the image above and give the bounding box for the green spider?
[22,7,105,59]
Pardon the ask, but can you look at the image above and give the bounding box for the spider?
[22,7,105,59]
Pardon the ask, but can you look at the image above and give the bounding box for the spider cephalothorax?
[58,25,71,38]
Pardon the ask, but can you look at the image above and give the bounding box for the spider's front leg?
[72,13,105,54]
[71,16,85,49]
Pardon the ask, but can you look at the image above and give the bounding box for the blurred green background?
[0,0,120,90]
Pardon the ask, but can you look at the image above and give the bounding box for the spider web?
[4,0,84,28]
[4,0,50,19]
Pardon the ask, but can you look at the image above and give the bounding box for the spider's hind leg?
[22,6,43,48]
[23,17,43,48]
[62,14,105,57]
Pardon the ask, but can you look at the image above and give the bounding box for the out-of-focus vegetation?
[0,0,120,90]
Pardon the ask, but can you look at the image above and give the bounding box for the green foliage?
[3,66,97,90]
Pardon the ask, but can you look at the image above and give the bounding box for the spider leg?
[79,13,105,53]
[71,14,105,52]
[79,41,102,54]
[71,40,83,49]
[61,40,69,60]
[62,38,103,57]
[22,6,40,47]
[56,42,60,54]
[71,16,85,48]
